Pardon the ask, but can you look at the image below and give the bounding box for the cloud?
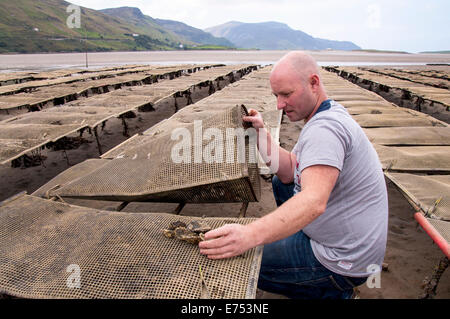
[367,4,381,29]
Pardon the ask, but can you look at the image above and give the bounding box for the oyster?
[168,221,187,230]
[187,220,212,233]
[174,227,203,245]
[162,220,212,245]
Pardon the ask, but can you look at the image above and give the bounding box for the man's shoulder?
[307,101,360,134]
[304,109,350,134]
[316,101,349,120]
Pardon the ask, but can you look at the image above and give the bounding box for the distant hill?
[154,18,235,48]
[0,0,189,53]
[205,21,360,51]
[353,49,411,54]
[100,7,192,48]
[420,50,450,54]
[101,7,234,48]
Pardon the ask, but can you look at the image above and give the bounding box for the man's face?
[270,65,317,122]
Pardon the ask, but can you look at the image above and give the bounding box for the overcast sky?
[70,0,449,53]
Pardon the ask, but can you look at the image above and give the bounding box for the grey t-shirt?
[292,100,388,277]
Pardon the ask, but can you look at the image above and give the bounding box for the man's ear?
[310,74,320,90]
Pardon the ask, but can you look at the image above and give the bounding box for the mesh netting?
[427,219,450,244]
[327,94,382,102]
[0,96,47,110]
[0,64,190,96]
[342,102,400,110]
[361,67,450,89]
[41,106,128,116]
[346,106,408,115]
[375,145,450,171]
[0,123,83,163]
[0,72,35,83]
[41,106,133,127]
[364,127,450,145]
[0,138,41,162]
[353,114,443,128]
[3,112,104,127]
[32,159,110,198]
[332,67,450,107]
[0,194,262,299]
[0,123,81,142]
[0,64,220,112]
[386,172,450,220]
[49,105,260,203]
[67,94,152,108]
[101,135,150,159]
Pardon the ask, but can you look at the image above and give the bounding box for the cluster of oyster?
[162,220,212,245]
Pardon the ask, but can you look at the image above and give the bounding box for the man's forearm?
[248,165,338,247]
[247,189,325,246]
[256,128,295,182]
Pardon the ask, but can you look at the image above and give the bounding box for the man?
[199,51,388,299]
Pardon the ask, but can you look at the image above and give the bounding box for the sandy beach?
[1,50,450,72]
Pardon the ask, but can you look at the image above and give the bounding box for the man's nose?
[277,97,286,110]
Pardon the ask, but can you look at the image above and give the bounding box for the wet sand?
[1,50,450,72]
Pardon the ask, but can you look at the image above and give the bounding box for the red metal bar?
[415,212,450,258]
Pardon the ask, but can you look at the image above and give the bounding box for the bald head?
[272,51,321,84]
[269,51,328,122]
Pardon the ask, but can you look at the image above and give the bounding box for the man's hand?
[243,109,264,130]
[198,224,257,259]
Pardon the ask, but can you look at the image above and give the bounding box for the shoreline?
[1,50,449,72]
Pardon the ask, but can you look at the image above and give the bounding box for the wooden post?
[174,96,178,112]
[239,202,249,218]
[208,81,215,95]
[93,126,103,155]
[173,203,186,215]
[185,90,193,105]
[121,117,129,137]
[62,149,70,166]
[419,257,449,299]
[116,202,130,212]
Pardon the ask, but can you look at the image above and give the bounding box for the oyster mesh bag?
[50,104,261,203]
[0,194,262,299]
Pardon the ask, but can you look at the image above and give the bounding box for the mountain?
[205,21,361,51]
[0,0,189,53]
[100,7,193,46]
[101,7,234,48]
[154,18,235,48]
[420,50,450,54]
